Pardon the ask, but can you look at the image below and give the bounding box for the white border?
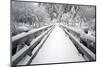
[0,0,100,67]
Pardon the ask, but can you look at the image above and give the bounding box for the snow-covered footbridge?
[12,24,96,66]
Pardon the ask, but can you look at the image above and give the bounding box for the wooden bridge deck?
[30,25,85,64]
[12,24,95,66]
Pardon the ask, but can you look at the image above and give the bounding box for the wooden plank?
[61,24,95,42]
[12,25,53,43]
[60,24,95,49]
[61,26,95,61]
[17,27,54,65]
[12,27,53,65]
[27,27,54,65]
[12,25,53,49]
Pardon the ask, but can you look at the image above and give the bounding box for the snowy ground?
[31,24,85,64]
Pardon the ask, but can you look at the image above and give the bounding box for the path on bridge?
[31,24,85,64]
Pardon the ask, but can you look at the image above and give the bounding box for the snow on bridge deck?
[31,24,85,64]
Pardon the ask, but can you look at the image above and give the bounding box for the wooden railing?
[18,27,54,65]
[60,25,96,61]
[12,25,54,65]
[12,25,54,53]
[60,24,96,53]
[12,25,53,47]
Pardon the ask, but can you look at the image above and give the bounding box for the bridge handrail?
[60,25,96,61]
[26,27,54,65]
[12,26,54,65]
[60,24,95,47]
[12,25,53,43]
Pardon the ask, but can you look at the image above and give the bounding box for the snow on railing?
[12,25,54,65]
[12,25,53,43]
[12,25,53,49]
[60,24,96,53]
[60,25,96,61]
